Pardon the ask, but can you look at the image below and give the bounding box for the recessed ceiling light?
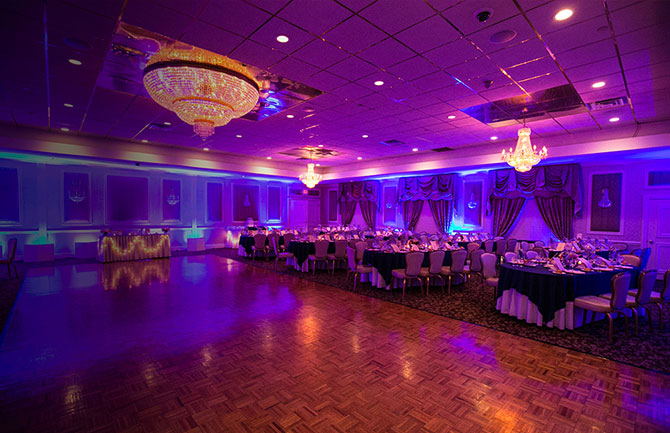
[266,156,272,160]
[609,117,620,122]
[374,80,384,86]
[357,156,362,160]
[276,35,289,43]
[286,114,294,118]
[315,163,320,166]
[554,9,573,21]
[362,134,368,138]
[63,103,73,108]
[60,127,69,132]
[591,81,606,88]
[68,58,82,65]
[448,115,456,119]
[490,136,498,140]
[236,134,242,138]
[318,144,324,148]
[163,121,171,126]
[141,139,148,143]
[203,147,210,151]
[412,148,418,152]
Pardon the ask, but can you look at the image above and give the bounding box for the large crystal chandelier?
[143,46,260,139]
[299,150,322,189]
[501,124,547,172]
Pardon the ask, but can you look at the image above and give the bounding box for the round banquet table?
[362,249,461,289]
[548,249,610,259]
[457,241,482,249]
[238,234,284,256]
[496,262,639,330]
[286,240,336,272]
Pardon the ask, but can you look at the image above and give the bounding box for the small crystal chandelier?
[143,46,260,140]
[299,150,322,189]
[598,188,613,208]
[501,121,547,172]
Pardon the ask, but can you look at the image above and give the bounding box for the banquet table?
[548,249,610,259]
[238,234,284,256]
[286,240,336,272]
[457,241,482,249]
[363,249,460,289]
[97,234,171,263]
[496,262,638,330]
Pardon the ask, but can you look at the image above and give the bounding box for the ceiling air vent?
[148,122,173,131]
[380,139,405,146]
[432,146,454,152]
[587,96,628,111]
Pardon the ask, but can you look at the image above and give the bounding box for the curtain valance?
[398,174,456,202]
[338,181,380,203]
[488,163,583,215]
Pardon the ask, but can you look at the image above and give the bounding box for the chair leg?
[622,312,629,338]
[402,279,406,302]
[425,277,430,296]
[632,308,639,336]
[645,305,653,331]
[658,304,664,331]
[353,272,358,292]
[607,313,614,344]
[447,275,452,295]
[274,258,278,272]
[582,308,588,327]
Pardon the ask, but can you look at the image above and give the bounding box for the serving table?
[496,262,638,330]
[97,234,171,263]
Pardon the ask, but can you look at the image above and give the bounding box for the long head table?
[98,234,171,263]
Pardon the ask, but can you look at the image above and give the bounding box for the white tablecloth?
[98,234,171,263]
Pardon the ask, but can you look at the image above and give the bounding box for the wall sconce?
[166,188,180,206]
[467,192,478,209]
[598,188,612,208]
[68,180,86,203]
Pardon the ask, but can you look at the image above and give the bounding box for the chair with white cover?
[504,252,518,263]
[621,254,641,267]
[575,272,631,343]
[346,246,372,292]
[481,253,498,301]
[484,239,495,253]
[440,249,467,295]
[308,240,330,274]
[271,237,293,272]
[520,241,530,254]
[355,241,368,264]
[420,250,445,295]
[601,270,657,335]
[467,249,485,282]
[0,238,18,278]
[251,234,267,260]
[525,250,539,260]
[392,251,424,301]
[327,240,348,274]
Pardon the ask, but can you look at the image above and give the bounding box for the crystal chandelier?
[299,151,322,189]
[143,46,260,139]
[501,124,547,172]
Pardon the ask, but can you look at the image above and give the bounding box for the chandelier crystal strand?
[143,47,260,139]
[501,127,547,172]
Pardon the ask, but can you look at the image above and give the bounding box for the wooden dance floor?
[0,255,668,432]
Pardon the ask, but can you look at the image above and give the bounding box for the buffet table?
[363,249,460,290]
[97,234,171,263]
[496,263,638,330]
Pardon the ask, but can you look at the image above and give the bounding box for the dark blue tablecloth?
[363,249,459,286]
[239,235,283,256]
[497,263,639,321]
[287,241,335,266]
[548,250,611,259]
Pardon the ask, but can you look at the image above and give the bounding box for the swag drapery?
[488,164,583,239]
[399,174,456,233]
[338,181,380,229]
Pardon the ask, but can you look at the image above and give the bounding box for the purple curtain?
[341,200,357,225]
[399,174,456,201]
[339,181,379,202]
[403,200,423,230]
[360,200,377,229]
[536,196,574,240]
[491,197,525,237]
[428,199,452,233]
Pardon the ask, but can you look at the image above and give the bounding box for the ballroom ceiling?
[0,0,667,168]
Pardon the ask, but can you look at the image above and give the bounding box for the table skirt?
[98,234,171,263]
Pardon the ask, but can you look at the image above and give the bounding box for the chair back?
[621,254,641,267]
[504,252,517,263]
[611,242,627,252]
[470,249,484,272]
[534,240,545,247]
[334,240,347,258]
[495,239,506,255]
[532,246,546,258]
[7,238,17,261]
[282,233,295,245]
[630,248,642,257]
[428,250,445,274]
[268,233,280,250]
[355,241,368,262]
[466,242,479,257]
[506,239,517,253]
[609,273,633,310]
[640,248,652,269]
[420,235,429,244]
[450,249,467,273]
[520,241,530,253]
[481,253,497,279]
[525,250,539,260]
[484,239,494,253]
[663,270,670,301]
[314,240,330,259]
[636,270,657,304]
[271,236,280,256]
[404,252,424,277]
[346,246,357,272]
[253,234,267,249]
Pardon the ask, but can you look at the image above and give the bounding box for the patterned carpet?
[215,249,670,374]
[1,250,668,373]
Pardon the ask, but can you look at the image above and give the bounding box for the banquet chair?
[503,252,518,263]
[575,272,631,343]
[355,241,368,264]
[271,237,294,272]
[611,242,627,252]
[327,240,348,274]
[495,239,507,258]
[308,240,330,274]
[525,250,540,260]
[346,246,372,292]
[621,254,641,267]
[392,251,424,302]
[637,269,670,330]
[0,238,18,279]
[630,248,642,257]
[520,241,530,254]
[267,233,280,258]
[440,249,467,295]
[481,253,499,302]
[466,242,480,261]
[506,239,517,253]
[281,233,295,251]
[602,270,657,334]
[467,249,485,282]
[251,234,268,260]
[420,250,445,295]
[484,239,495,253]
[534,241,545,247]
[639,248,651,269]
[532,246,547,258]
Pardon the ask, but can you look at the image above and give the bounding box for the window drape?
[536,196,574,240]
[428,199,452,233]
[403,200,423,230]
[360,199,377,229]
[341,200,357,225]
[491,197,525,237]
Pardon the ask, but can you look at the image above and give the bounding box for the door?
[289,198,308,231]
[307,199,320,229]
[643,197,670,275]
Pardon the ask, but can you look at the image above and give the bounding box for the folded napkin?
[552,257,566,272]
[578,258,593,269]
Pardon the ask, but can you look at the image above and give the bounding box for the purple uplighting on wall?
[106,175,149,222]
[64,172,90,223]
[0,167,19,222]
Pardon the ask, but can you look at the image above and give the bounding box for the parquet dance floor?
[0,255,668,432]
